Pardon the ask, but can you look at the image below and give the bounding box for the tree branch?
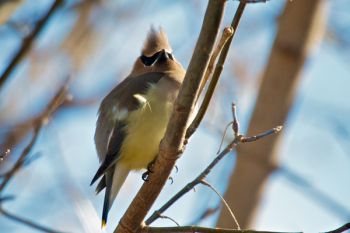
[185,2,246,140]
[114,1,227,232]
[200,179,240,230]
[145,104,281,225]
[141,222,350,233]
[0,79,70,193]
[0,0,63,92]
[217,0,327,227]
[198,26,234,98]
[141,226,298,233]
[0,207,67,233]
[325,222,350,233]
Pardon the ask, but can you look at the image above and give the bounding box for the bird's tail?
[102,163,129,228]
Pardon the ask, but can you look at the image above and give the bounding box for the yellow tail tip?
[102,220,107,229]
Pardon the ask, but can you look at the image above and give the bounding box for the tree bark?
[114,1,227,232]
[217,0,326,228]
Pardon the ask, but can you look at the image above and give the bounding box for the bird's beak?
[156,49,169,64]
[159,49,169,59]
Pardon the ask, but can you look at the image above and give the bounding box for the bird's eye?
[168,53,174,60]
[140,52,161,66]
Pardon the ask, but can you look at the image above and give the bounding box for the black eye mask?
[140,52,161,66]
[140,51,174,66]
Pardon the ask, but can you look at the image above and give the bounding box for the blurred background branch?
[217,0,328,228]
[0,207,66,233]
[0,80,70,232]
[0,0,63,92]
[0,78,70,192]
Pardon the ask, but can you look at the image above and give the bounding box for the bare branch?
[142,226,298,233]
[145,140,236,226]
[0,0,63,92]
[200,180,240,230]
[325,222,350,233]
[241,126,283,143]
[217,0,327,227]
[0,79,70,192]
[198,26,234,97]
[231,103,239,136]
[0,207,67,233]
[114,1,227,232]
[216,121,233,154]
[185,2,246,140]
[145,104,281,225]
[157,215,180,227]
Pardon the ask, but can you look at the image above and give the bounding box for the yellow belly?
[118,88,173,170]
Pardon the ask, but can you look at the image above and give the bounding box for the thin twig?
[325,222,350,233]
[145,104,281,225]
[0,0,64,92]
[216,121,233,154]
[185,2,246,141]
[0,123,41,192]
[158,214,180,227]
[0,96,93,161]
[142,225,299,233]
[0,80,70,193]
[198,26,234,98]
[241,126,282,143]
[145,140,237,226]
[0,207,67,233]
[231,103,239,136]
[200,179,240,230]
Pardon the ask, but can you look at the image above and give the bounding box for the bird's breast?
[119,80,178,169]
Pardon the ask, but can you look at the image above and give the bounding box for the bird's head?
[130,27,185,78]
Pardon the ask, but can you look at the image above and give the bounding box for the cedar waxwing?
[91,27,185,227]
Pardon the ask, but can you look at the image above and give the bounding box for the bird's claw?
[142,160,156,182]
[142,171,150,181]
[147,161,155,173]
[168,176,174,184]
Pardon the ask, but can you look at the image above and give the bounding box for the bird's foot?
[142,160,156,182]
[142,171,150,181]
[174,165,178,173]
[147,160,155,173]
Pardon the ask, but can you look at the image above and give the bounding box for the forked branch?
[145,103,282,226]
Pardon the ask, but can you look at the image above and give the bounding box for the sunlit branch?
[114,1,227,232]
[185,2,246,141]
[145,104,282,225]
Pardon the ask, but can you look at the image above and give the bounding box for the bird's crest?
[142,27,172,56]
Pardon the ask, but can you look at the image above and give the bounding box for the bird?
[91,27,185,228]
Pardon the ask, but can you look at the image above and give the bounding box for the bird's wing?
[91,72,165,186]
